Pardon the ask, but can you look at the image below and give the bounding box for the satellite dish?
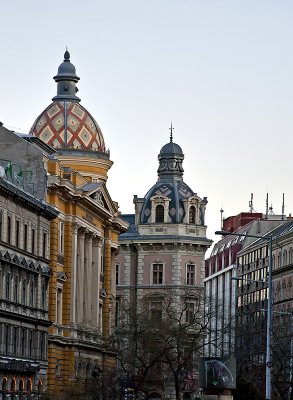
[0,166,5,178]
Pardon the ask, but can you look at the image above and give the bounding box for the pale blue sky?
[1,1,293,247]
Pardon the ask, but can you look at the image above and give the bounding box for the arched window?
[289,248,293,264]
[155,205,164,223]
[283,250,288,267]
[278,252,281,268]
[2,377,7,391]
[11,377,16,391]
[189,206,196,224]
[19,378,24,391]
[38,379,43,392]
[27,379,32,391]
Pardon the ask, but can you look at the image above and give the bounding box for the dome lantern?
[52,50,81,102]
[157,125,184,180]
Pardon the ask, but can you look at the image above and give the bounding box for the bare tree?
[111,289,221,400]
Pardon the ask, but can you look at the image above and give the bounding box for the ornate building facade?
[0,126,58,398]
[116,135,212,399]
[29,51,128,393]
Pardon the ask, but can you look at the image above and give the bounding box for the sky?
[1,0,293,251]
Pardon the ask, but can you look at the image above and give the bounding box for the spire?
[169,122,174,143]
[64,48,70,61]
[52,50,81,102]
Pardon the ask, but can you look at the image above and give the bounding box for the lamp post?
[215,230,273,400]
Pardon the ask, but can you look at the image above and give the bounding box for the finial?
[169,122,174,143]
[64,47,70,62]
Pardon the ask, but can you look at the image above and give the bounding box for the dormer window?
[156,205,164,223]
[189,206,196,224]
[149,195,171,223]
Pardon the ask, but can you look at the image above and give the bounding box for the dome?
[140,179,195,224]
[30,51,107,154]
[54,50,79,79]
[159,142,183,155]
[139,133,196,224]
[30,101,106,152]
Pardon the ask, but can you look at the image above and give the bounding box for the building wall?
[45,156,127,393]
[0,166,57,398]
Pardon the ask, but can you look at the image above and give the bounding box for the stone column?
[76,229,85,324]
[102,231,111,336]
[92,237,102,327]
[84,232,93,323]
[70,223,78,324]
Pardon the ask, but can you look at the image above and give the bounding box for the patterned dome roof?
[141,179,195,224]
[30,51,107,154]
[30,101,106,152]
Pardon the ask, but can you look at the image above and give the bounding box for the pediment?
[78,181,118,215]
[57,271,68,282]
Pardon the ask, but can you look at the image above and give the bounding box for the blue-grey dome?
[159,142,183,155]
[54,50,79,80]
[140,179,195,223]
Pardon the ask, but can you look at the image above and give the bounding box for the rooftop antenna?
[169,122,174,143]
[268,204,274,215]
[249,193,254,213]
[282,193,285,220]
[220,208,224,230]
[265,193,269,219]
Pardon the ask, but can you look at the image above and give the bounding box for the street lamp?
[215,230,273,400]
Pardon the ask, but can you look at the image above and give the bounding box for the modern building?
[204,212,286,359]
[236,219,293,398]
[0,126,58,398]
[116,135,212,399]
[28,51,128,394]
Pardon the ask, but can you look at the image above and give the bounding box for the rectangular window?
[186,263,195,285]
[41,283,46,309]
[59,221,64,254]
[186,302,195,323]
[40,332,45,360]
[152,263,163,284]
[16,220,20,247]
[7,215,11,244]
[13,326,18,355]
[0,211,2,241]
[42,232,47,258]
[116,264,120,285]
[5,325,9,354]
[29,330,33,358]
[22,280,27,305]
[24,224,28,251]
[31,228,35,254]
[14,278,18,303]
[6,273,10,300]
[56,288,63,324]
[149,301,163,322]
[21,329,26,357]
[29,282,34,307]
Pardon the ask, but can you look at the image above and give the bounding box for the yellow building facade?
[30,51,127,394]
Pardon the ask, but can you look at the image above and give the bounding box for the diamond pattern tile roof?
[30,101,106,153]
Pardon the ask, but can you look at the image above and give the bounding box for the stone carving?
[158,158,184,174]
[93,191,104,207]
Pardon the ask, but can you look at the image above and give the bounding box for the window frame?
[186,262,195,286]
[152,263,164,285]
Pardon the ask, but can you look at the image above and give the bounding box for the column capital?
[93,236,104,247]
[72,222,79,235]
[85,231,94,242]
